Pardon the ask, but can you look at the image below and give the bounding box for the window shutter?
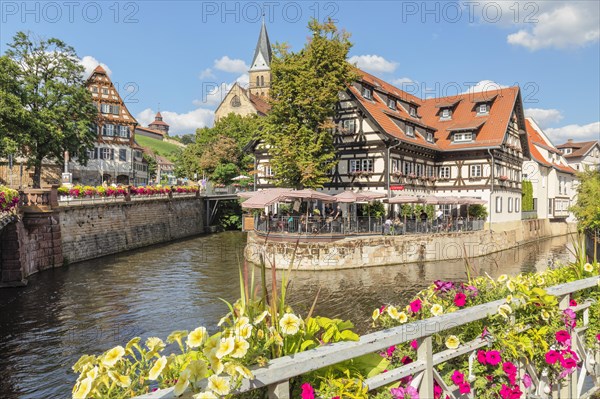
[111,149,115,160]
[94,148,98,159]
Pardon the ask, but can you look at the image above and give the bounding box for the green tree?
[0,56,26,157]
[179,134,195,145]
[143,153,158,182]
[2,32,98,187]
[571,169,600,231]
[522,180,534,211]
[261,18,358,189]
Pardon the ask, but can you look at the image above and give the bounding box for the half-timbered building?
[250,70,531,223]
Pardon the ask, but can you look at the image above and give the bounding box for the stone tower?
[248,20,272,98]
[148,112,170,135]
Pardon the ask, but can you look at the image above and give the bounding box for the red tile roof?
[248,92,271,115]
[350,69,521,152]
[556,140,599,158]
[93,65,106,74]
[149,119,169,127]
[525,118,576,175]
[136,126,165,136]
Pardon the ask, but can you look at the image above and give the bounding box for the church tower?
[248,20,272,97]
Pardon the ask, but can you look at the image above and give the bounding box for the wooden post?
[268,381,290,399]
[417,336,434,398]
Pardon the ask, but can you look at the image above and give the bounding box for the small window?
[362,86,372,99]
[102,88,108,95]
[111,105,120,115]
[441,109,450,119]
[415,163,423,176]
[362,159,374,172]
[119,149,127,161]
[100,103,111,114]
[478,103,488,114]
[439,166,450,179]
[426,132,434,143]
[263,164,273,177]
[387,98,396,109]
[256,76,260,88]
[102,124,115,136]
[470,164,482,177]
[342,119,356,134]
[495,197,503,213]
[564,148,572,154]
[409,106,417,117]
[100,148,112,160]
[453,132,473,142]
[350,159,361,173]
[91,86,98,93]
[231,95,241,107]
[405,125,414,137]
[403,161,413,175]
[260,76,264,87]
[508,197,513,213]
[515,198,521,213]
[118,125,129,138]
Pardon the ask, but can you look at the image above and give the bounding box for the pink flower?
[411,340,418,350]
[523,373,532,388]
[596,334,600,341]
[510,386,523,399]
[545,350,560,364]
[386,345,396,358]
[300,383,314,399]
[410,299,422,313]
[569,299,577,307]
[458,383,471,394]
[465,285,478,296]
[477,350,487,365]
[563,308,576,328]
[502,362,517,376]
[451,370,465,385]
[485,350,502,366]
[499,384,511,399]
[391,386,419,399]
[434,384,442,399]
[561,357,577,369]
[454,293,466,307]
[555,330,570,343]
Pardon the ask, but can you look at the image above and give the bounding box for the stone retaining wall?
[245,219,577,270]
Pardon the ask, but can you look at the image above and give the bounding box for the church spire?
[250,19,272,71]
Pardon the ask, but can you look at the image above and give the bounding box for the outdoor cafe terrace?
[239,189,487,237]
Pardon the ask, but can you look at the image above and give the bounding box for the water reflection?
[0,232,574,399]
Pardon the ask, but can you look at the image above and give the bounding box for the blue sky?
[1,0,599,143]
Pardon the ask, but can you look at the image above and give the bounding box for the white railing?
[135,276,599,399]
[57,193,198,206]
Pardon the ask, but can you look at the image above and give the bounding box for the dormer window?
[453,132,473,142]
[477,103,489,115]
[441,108,451,120]
[563,148,572,154]
[387,98,396,110]
[426,132,434,143]
[362,86,372,100]
[405,125,414,137]
[409,106,417,117]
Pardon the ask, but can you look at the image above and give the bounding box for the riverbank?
[245,219,577,270]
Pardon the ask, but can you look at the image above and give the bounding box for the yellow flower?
[146,337,165,352]
[194,392,217,399]
[506,280,515,292]
[279,313,301,336]
[253,310,269,325]
[498,274,508,283]
[536,276,545,286]
[173,369,191,396]
[72,376,93,399]
[234,316,250,329]
[584,263,594,273]
[506,295,513,303]
[85,367,98,381]
[125,337,141,354]
[187,360,208,383]
[431,304,444,316]
[498,304,512,319]
[102,346,125,367]
[398,311,408,323]
[230,337,250,358]
[372,308,380,321]
[445,335,460,349]
[208,349,224,375]
[203,334,221,357]
[218,314,231,327]
[237,323,253,339]
[235,364,253,379]
[387,306,400,320]
[148,356,167,380]
[187,327,208,348]
[215,337,235,359]
[108,371,131,388]
[541,310,550,321]
[72,355,95,373]
[257,329,265,340]
[207,375,231,396]
[166,330,188,347]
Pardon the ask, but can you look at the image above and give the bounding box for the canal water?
[0,232,575,399]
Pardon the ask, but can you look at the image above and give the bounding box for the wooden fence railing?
[136,276,600,399]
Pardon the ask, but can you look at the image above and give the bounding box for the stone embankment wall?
[60,197,205,264]
[0,190,205,286]
[245,219,577,270]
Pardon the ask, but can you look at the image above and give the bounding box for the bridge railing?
[135,275,600,399]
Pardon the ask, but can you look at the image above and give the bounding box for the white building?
[556,140,600,172]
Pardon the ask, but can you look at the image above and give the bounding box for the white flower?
[445,335,460,349]
[148,356,167,380]
[207,375,230,396]
[173,369,190,396]
[431,304,444,316]
[498,274,508,283]
[498,304,512,319]
[387,305,400,320]
[506,280,515,292]
[230,337,250,358]
[187,327,208,348]
[372,308,380,321]
[253,310,269,325]
[398,311,408,323]
[194,392,217,399]
[583,263,593,273]
[215,337,235,359]
[279,313,301,336]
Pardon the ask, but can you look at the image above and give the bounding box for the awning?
[386,195,420,204]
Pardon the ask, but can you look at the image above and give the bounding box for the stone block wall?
[59,197,204,264]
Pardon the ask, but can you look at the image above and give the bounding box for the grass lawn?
[135,135,183,160]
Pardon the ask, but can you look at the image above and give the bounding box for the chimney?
[567,139,573,143]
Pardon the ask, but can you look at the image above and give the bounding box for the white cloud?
[214,56,249,74]
[80,56,111,78]
[545,121,600,143]
[525,108,564,128]
[507,3,600,50]
[199,68,215,79]
[137,107,214,135]
[348,55,398,73]
[461,80,507,94]
[192,74,250,108]
[392,77,415,86]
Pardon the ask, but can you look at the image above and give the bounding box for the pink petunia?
[300,383,314,399]
[477,350,487,365]
[458,383,471,394]
[502,361,517,376]
[386,345,396,358]
[523,373,532,388]
[499,384,511,399]
[410,299,422,313]
[561,357,577,369]
[545,350,560,365]
[454,292,466,307]
[434,384,442,399]
[485,350,502,366]
[569,299,577,307]
[451,370,465,385]
[596,334,600,341]
[555,330,571,343]
[510,386,523,399]
[411,340,419,350]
